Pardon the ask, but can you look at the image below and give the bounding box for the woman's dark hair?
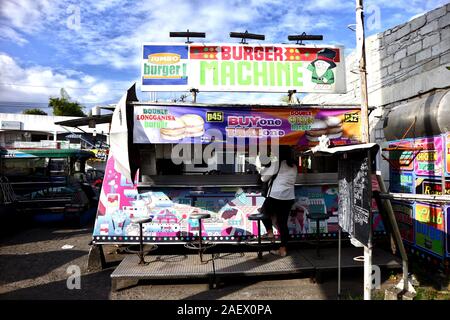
[278,146,296,167]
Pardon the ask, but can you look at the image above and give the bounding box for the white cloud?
[0,0,61,33]
[0,52,130,104]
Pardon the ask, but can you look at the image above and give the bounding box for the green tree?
[22,108,48,115]
[49,88,86,117]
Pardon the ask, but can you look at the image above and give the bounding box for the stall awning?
[54,114,112,128]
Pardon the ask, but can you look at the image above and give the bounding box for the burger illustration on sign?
[307,48,337,85]
[305,116,343,142]
[159,114,205,141]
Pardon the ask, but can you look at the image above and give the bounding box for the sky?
[0,0,448,114]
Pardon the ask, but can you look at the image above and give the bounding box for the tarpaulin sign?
[133,105,361,148]
[141,43,346,93]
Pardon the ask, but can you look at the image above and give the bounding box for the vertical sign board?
[446,133,450,176]
[338,153,371,246]
[446,206,450,257]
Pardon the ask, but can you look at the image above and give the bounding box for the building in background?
[0,112,111,149]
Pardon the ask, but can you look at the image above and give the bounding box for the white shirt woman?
[260,160,297,200]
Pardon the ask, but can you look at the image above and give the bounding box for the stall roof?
[130,101,364,109]
[54,114,112,128]
[304,143,379,156]
[1,148,95,159]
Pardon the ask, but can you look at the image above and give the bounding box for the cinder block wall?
[303,3,450,183]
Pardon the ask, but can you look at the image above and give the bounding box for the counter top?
[138,173,338,188]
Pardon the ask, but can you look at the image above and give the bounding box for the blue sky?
[0,0,448,113]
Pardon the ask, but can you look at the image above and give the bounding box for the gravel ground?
[0,226,397,300]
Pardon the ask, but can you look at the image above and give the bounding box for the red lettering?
[265,47,273,61]
[228,116,238,126]
[254,47,264,61]
[221,46,231,60]
[232,46,242,60]
[243,47,253,60]
[274,47,283,61]
[249,117,260,126]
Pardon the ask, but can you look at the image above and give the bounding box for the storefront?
[91,42,386,246]
[90,86,390,245]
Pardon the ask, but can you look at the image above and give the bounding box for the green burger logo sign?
[141,43,346,93]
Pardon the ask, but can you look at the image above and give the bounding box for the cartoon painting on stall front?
[93,155,346,243]
[414,202,445,257]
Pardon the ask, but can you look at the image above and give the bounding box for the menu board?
[338,153,371,246]
[414,136,443,177]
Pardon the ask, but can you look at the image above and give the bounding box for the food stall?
[383,89,450,272]
[90,42,389,248]
[90,86,389,246]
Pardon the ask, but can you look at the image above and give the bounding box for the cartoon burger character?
[307,48,337,85]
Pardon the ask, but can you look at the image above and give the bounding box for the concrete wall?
[302,3,450,181]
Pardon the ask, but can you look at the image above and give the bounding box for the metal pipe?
[379,192,450,203]
[376,174,409,292]
[338,226,341,300]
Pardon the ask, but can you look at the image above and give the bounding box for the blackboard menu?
[338,153,371,246]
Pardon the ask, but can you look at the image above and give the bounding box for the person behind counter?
[259,146,298,257]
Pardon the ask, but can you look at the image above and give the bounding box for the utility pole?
[356,0,372,300]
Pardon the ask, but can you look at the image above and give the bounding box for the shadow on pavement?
[0,227,93,246]
[0,250,87,285]
[0,269,112,300]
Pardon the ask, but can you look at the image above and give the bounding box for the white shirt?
[261,160,297,200]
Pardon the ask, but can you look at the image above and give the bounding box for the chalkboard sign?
[338,153,371,246]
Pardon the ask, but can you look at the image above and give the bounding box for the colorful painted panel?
[414,136,443,176]
[414,202,445,257]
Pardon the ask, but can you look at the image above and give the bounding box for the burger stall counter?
[92,102,386,245]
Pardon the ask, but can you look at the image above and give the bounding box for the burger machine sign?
[133,105,362,147]
[141,43,346,93]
